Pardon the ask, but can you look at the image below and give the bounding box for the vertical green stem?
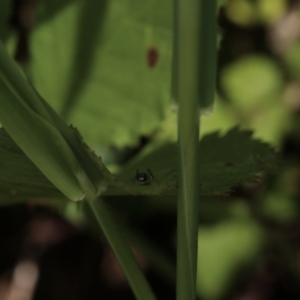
[174,0,217,299]
[177,112,200,300]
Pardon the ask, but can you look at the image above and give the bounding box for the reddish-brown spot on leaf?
[147,47,159,68]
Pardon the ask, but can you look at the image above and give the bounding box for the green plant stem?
[124,227,176,285]
[87,198,156,300]
[174,0,201,294]
[174,0,217,299]
[177,114,200,300]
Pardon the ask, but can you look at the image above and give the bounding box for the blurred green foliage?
[0,0,300,299]
[197,214,264,299]
[29,0,173,148]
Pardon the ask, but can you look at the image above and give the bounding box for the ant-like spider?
[129,168,156,185]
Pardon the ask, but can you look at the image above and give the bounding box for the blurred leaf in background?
[220,55,291,145]
[224,0,287,26]
[0,0,300,299]
[29,0,173,149]
[197,213,264,300]
[0,0,14,42]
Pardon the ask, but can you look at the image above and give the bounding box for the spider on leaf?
[128,168,156,185]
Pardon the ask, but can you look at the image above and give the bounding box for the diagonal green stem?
[87,198,156,300]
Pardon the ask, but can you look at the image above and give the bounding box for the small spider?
[130,168,156,184]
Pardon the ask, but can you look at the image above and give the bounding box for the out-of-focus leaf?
[224,0,258,26]
[197,218,265,300]
[0,37,111,200]
[220,55,289,145]
[0,1,19,58]
[257,0,287,25]
[285,41,300,80]
[0,0,14,43]
[217,0,228,8]
[30,0,172,148]
[260,168,299,222]
[221,55,283,109]
[224,0,286,26]
[201,95,238,136]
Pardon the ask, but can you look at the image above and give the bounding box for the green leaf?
[29,0,173,148]
[0,42,86,200]
[0,39,110,200]
[117,127,279,196]
[0,129,64,204]
[197,127,279,194]
[0,127,111,204]
[0,127,278,202]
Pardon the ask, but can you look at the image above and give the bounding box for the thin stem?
[177,116,200,300]
[88,198,156,300]
[174,0,217,299]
